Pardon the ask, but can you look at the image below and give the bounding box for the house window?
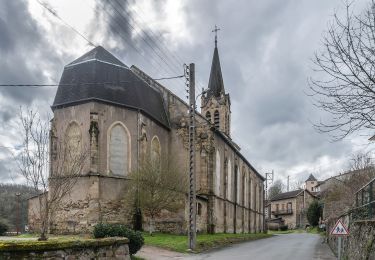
[282,204,285,211]
[287,202,292,213]
[206,111,211,123]
[214,110,220,128]
[276,204,279,212]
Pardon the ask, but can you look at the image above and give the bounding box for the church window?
[214,110,220,128]
[227,159,232,200]
[151,136,161,166]
[108,122,130,176]
[236,166,240,203]
[215,150,221,195]
[65,122,82,175]
[206,111,211,123]
[197,202,202,216]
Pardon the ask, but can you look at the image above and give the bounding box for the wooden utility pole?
[15,192,21,235]
[187,63,196,250]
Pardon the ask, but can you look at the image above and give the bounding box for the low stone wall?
[0,237,130,260]
[328,219,375,260]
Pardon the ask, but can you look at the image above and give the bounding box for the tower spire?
[212,25,220,48]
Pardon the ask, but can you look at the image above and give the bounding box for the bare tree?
[310,1,375,140]
[18,109,87,240]
[322,151,375,219]
[126,155,187,235]
[268,180,285,200]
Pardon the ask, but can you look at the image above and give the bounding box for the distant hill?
[0,183,37,232]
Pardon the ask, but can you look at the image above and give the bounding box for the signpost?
[330,219,349,260]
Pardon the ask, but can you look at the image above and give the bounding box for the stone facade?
[28,45,265,235]
[269,190,316,229]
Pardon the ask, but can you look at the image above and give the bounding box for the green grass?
[143,232,272,253]
[131,256,145,260]
[306,227,325,235]
[267,229,305,235]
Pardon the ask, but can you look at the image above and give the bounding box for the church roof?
[52,46,170,128]
[207,46,225,98]
[306,174,317,182]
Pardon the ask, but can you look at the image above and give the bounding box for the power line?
[35,0,96,47]
[0,75,185,88]
[108,0,183,79]
[93,1,187,98]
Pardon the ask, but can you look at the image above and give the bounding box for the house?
[268,175,318,229]
[28,39,265,234]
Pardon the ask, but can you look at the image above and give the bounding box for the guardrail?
[352,177,375,221]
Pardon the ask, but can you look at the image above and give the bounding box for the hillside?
[0,183,37,232]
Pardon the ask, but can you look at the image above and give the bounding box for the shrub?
[93,223,144,255]
[279,225,288,231]
[307,200,322,227]
[0,221,8,235]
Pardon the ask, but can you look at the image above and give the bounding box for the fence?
[352,177,375,221]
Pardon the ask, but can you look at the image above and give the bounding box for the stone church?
[28,40,265,234]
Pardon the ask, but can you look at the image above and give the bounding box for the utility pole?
[186,63,196,251]
[265,170,274,199]
[264,170,274,233]
[15,192,21,235]
[287,175,290,192]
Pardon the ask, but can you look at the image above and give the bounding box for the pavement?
[136,233,336,260]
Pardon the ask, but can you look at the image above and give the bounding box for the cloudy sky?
[0,0,372,186]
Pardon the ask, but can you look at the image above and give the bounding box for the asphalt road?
[189,233,336,260]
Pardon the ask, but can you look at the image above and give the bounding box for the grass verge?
[267,229,305,235]
[143,232,272,253]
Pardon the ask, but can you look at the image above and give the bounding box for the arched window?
[151,136,161,166]
[206,111,211,123]
[108,123,130,176]
[244,172,248,207]
[197,202,202,216]
[65,122,82,175]
[227,159,232,200]
[215,150,221,195]
[214,110,220,128]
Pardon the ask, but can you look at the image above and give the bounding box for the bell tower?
[201,26,231,136]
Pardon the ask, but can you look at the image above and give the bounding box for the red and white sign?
[330,219,349,236]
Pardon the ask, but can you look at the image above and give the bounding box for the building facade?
[28,43,265,234]
[268,175,318,229]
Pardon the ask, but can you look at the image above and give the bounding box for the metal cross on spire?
[212,25,220,48]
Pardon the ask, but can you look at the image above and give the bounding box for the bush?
[279,225,288,231]
[93,223,144,255]
[0,221,8,235]
[307,200,322,227]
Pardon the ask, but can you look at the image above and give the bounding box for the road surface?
[191,233,335,260]
[137,233,336,260]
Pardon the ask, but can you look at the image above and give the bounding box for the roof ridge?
[67,46,127,68]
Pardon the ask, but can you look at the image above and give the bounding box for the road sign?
[330,219,349,236]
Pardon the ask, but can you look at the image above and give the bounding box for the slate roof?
[207,46,225,98]
[270,189,303,201]
[306,174,317,182]
[52,46,170,128]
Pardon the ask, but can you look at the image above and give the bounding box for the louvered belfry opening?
[214,110,220,128]
[206,111,211,123]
